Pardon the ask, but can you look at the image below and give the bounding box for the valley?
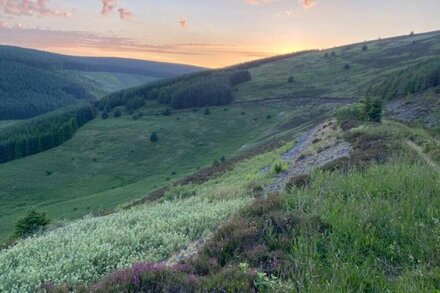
[0,29,439,292]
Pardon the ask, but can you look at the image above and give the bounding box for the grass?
[0,120,17,129]
[62,71,156,96]
[234,31,440,101]
[71,121,440,292]
[0,102,329,242]
[0,133,293,291]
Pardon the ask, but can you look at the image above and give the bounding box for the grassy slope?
[60,71,157,97]
[77,121,440,292]
[235,31,440,100]
[0,120,17,129]
[0,131,297,292]
[0,102,331,241]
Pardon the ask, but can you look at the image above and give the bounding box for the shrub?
[113,108,122,118]
[162,108,171,116]
[101,111,109,119]
[288,76,294,83]
[335,103,366,123]
[362,44,368,51]
[14,210,50,238]
[272,161,288,174]
[286,174,310,190]
[204,108,210,115]
[150,132,158,142]
[344,63,351,70]
[331,51,337,57]
[266,114,272,119]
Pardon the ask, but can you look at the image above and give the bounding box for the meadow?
[0,102,330,242]
[0,135,294,291]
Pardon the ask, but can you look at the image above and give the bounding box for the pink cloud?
[100,0,118,15]
[300,0,317,9]
[118,8,132,20]
[0,0,71,17]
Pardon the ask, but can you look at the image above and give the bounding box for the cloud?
[0,26,272,59]
[118,8,132,20]
[300,0,317,9]
[100,0,118,15]
[0,0,71,17]
[179,17,187,28]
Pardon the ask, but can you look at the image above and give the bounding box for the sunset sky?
[1,0,440,67]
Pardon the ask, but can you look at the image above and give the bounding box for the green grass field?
[234,31,440,101]
[0,120,17,129]
[0,102,331,241]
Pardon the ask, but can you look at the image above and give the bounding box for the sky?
[0,0,439,68]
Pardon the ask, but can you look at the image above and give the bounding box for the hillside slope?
[1,31,440,242]
[0,46,203,119]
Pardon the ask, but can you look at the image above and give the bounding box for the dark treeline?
[98,70,252,112]
[0,61,92,119]
[0,103,96,163]
[0,46,203,78]
[372,57,440,99]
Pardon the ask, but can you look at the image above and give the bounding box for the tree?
[14,210,50,238]
[324,52,329,58]
[362,44,368,51]
[368,98,383,122]
[204,108,210,115]
[113,108,122,118]
[163,108,171,116]
[363,95,382,122]
[101,111,109,120]
[150,132,158,142]
[331,51,337,57]
[288,76,295,83]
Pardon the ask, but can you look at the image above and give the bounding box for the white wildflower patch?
[0,196,250,292]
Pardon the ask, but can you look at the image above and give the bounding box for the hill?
[99,31,440,109]
[0,46,203,119]
[0,30,439,241]
[0,31,439,291]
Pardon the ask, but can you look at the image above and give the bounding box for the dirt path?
[406,140,439,170]
[263,121,352,194]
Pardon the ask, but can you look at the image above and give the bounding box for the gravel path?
[263,123,352,194]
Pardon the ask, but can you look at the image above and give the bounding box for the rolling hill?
[0,46,204,119]
[0,31,439,241]
[0,31,439,291]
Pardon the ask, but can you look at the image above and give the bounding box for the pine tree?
[369,98,383,122]
[150,132,158,142]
